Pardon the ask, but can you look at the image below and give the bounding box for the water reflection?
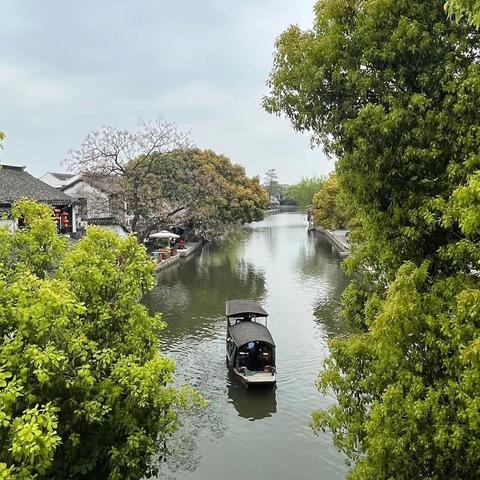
[226,371,277,421]
[292,231,350,339]
[312,293,351,338]
[144,233,267,342]
[149,213,351,480]
[295,233,341,279]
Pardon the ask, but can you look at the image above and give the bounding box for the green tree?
[266,0,480,279]
[445,0,480,26]
[189,150,268,234]
[312,174,349,229]
[286,176,325,211]
[0,200,202,479]
[264,168,279,202]
[313,262,480,479]
[265,0,480,478]
[67,121,267,240]
[123,148,267,240]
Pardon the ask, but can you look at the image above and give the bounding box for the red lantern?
[62,211,69,227]
[53,208,61,224]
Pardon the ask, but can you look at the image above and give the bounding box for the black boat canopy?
[225,299,268,318]
[229,321,275,347]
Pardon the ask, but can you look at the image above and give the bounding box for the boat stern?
[236,369,277,386]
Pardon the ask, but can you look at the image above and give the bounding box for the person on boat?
[247,342,257,371]
[256,348,266,370]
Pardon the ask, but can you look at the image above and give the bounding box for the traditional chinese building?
[0,164,77,234]
[61,174,130,237]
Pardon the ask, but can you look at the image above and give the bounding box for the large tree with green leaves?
[312,173,349,229]
[286,176,325,211]
[265,0,480,478]
[124,148,268,240]
[265,0,480,279]
[0,200,202,479]
[445,0,480,26]
[67,120,267,241]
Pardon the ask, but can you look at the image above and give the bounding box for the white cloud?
[0,64,72,107]
[0,0,329,183]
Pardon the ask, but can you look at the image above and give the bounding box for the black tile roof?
[0,165,75,206]
[49,172,75,181]
[87,217,130,234]
[87,217,119,225]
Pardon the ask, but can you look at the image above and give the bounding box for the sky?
[0,0,333,184]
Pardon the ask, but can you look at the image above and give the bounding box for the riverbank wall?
[265,205,299,215]
[311,226,349,258]
[155,241,203,271]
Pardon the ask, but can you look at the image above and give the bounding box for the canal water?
[145,212,351,480]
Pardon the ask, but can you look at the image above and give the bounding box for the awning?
[229,321,275,347]
[149,230,180,239]
[226,299,268,318]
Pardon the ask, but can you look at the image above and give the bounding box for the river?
[144,212,351,480]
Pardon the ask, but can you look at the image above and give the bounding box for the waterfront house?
[61,174,130,237]
[0,164,77,233]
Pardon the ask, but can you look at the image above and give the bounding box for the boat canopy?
[229,321,275,347]
[226,299,268,318]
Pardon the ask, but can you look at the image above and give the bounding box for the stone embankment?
[310,226,349,258]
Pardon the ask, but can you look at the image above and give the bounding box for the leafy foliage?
[124,148,267,240]
[67,121,267,240]
[312,173,349,229]
[7,200,68,278]
[445,0,480,26]
[286,176,325,211]
[265,0,480,278]
[265,0,480,478]
[313,263,480,479]
[0,200,203,479]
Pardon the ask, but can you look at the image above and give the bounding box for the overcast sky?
[0,0,333,184]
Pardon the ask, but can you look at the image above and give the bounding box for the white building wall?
[63,181,111,219]
[0,219,17,234]
[39,172,74,188]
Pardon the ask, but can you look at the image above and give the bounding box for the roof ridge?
[1,164,26,171]
[0,165,75,205]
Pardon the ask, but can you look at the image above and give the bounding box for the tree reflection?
[295,233,351,338]
[144,231,267,342]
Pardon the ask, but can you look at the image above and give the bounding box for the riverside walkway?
[310,226,349,258]
[155,242,203,271]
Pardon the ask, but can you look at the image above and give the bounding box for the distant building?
[61,174,130,236]
[38,171,76,188]
[0,164,77,233]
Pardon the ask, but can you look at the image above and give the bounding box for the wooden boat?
[225,299,276,387]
